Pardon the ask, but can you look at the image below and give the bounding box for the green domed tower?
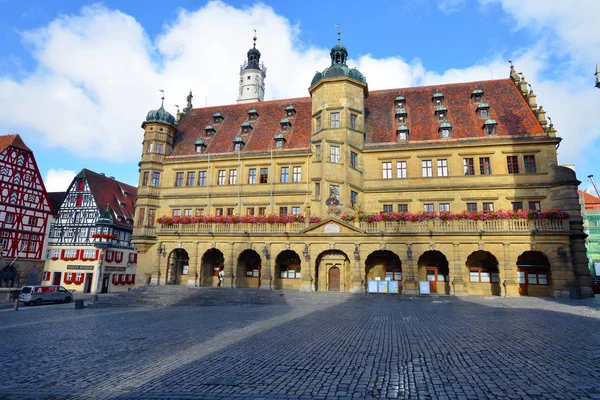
[134,94,178,251]
[308,34,368,218]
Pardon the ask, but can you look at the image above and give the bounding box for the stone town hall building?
[132,37,591,298]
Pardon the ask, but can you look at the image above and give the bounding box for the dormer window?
[434,104,448,122]
[477,102,490,119]
[280,118,291,132]
[395,95,405,108]
[274,133,286,149]
[248,108,258,121]
[233,136,245,151]
[483,119,497,135]
[471,87,484,104]
[395,108,407,123]
[204,124,216,136]
[397,125,409,142]
[212,112,224,124]
[240,121,252,133]
[285,104,296,118]
[195,139,207,153]
[432,90,444,104]
[439,122,452,139]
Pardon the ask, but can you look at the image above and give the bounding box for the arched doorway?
[237,249,262,288]
[0,265,17,288]
[166,249,189,285]
[315,250,350,292]
[365,250,402,292]
[200,248,224,286]
[417,250,450,294]
[517,251,551,296]
[466,251,500,295]
[274,250,302,290]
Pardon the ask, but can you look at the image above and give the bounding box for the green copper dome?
[146,105,176,126]
[311,41,366,87]
[96,206,115,227]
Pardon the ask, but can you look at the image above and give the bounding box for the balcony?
[137,187,161,197]
[132,226,157,238]
[359,218,569,233]
[159,222,306,234]
[153,218,569,236]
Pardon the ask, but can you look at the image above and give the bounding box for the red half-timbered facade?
[45,169,138,293]
[0,134,54,288]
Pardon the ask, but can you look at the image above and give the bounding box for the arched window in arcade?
[237,249,262,288]
[365,250,402,282]
[516,251,551,296]
[276,250,301,279]
[466,251,500,296]
[417,250,450,295]
[166,248,189,285]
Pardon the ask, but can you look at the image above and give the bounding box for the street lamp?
[406,246,413,259]
[157,243,166,285]
[302,245,309,260]
[262,245,270,260]
[353,245,360,260]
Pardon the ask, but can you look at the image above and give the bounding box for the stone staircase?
[88,285,410,308]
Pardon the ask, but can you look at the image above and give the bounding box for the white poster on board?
[368,280,379,293]
[419,281,430,295]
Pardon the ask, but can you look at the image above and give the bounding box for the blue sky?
[0,0,598,192]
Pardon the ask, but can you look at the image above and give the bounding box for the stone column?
[403,244,418,295]
[260,243,273,290]
[299,243,312,292]
[223,242,236,288]
[502,242,518,297]
[451,242,467,295]
[349,244,363,293]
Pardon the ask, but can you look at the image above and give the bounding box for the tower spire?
[335,24,341,45]
[237,30,266,104]
[159,89,165,108]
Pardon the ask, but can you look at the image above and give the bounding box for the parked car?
[19,285,73,306]
[592,279,600,295]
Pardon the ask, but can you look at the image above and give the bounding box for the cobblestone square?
[1,295,600,399]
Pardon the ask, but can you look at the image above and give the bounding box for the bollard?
[74,299,84,309]
[13,299,19,311]
[91,294,98,304]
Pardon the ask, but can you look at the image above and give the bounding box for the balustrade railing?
[155,219,568,235]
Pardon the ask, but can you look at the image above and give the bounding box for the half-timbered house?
[44,169,138,293]
[0,134,54,288]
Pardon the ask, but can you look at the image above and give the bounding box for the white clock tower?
[237,34,266,104]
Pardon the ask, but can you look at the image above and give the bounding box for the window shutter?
[60,249,65,260]
[95,250,99,260]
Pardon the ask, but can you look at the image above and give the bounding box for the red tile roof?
[170,78,545,156]
[80,169,138,229]
[579,190,600,210]
[0,134,32,153]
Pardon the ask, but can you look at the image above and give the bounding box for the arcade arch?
[417,250,450,294]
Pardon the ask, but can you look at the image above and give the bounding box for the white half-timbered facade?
[0,134,54,288]
[44,169,138,293]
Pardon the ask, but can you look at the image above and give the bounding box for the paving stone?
[0,295,599,399]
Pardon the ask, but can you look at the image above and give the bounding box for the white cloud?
[44,168,76,192]
[437,0,466,15]
[0,0,598,178]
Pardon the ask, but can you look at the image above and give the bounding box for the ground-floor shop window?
[385,267,402,281]
[280,265,301,279]
[469,268,500,283]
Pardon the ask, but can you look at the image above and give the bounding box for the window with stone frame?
[397,204,408,212]
[142,172,149,186]
[397,161,407,178]
[248,168,257,184]
[330,145,340,163]
[186,172,195,187]
[511,202,524,211]
[279,206,288,215]
[463,158,475,176]
[217,170,226,185]
[382,162,392,179]
[507,156,519,174]
[292,166,302,183]
[228,169,237,185]
[351,191,358,207]
[330,112,340,128]
[151,172,160,187]
[479,157,491,175]
[174,172,184,187]
[350,151,358,169]
[350,114,357,130]
[423,204,434,213]
[383,204,393,213]
[524,155,536,174]
[439,203,450,212]
[466,203,477,212]
[422,160,433,177]
[198,171,207,186]
[260,168,268,183]
[437,159,448,177]
[528,201,541,211]
[483,202,494,212]
[280,167,289,183]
